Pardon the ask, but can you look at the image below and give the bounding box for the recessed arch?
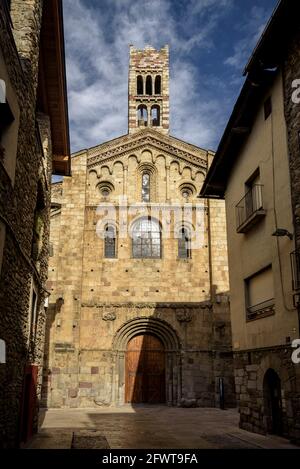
[113,160,124,170]
[112,316,182,405]
[100,165,113,176]
[113,316,181,352]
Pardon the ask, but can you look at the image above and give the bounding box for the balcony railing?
[246,298,275,322]
[291,249,300,291]
[236,184,265,233]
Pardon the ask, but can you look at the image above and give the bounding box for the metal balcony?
[236,184,266,233]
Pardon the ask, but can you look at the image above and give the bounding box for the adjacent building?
[42,45,236,410]
[201,0,300,443]
[0,0,70,447]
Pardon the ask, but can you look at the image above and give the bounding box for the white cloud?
[224,6,271,71]
[63,0,234,152]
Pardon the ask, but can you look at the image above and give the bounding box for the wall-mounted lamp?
[272,228,293,240]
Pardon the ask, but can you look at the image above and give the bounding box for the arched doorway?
[263,368,283,435]
[112,317,181,406]
[125,334,165,403]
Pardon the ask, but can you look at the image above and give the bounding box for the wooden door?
[125,334,165,403]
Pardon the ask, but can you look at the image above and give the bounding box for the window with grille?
[178,227,191,259]
[104,225,116,258]
[132,217,161,259]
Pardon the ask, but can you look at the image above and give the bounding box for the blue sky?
[63,0,278,153]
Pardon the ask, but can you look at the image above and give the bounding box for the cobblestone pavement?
[26,406,299,449]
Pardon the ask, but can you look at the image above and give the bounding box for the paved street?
[27,406,299,449]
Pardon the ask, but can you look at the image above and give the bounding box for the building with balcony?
[0,0,70,448]
[201,0,300,443]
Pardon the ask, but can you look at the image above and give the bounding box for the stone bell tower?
[128,45,169,134]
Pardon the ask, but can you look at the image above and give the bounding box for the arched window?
[137,75,143,95]
[178,227,191,259]
[132,217,161,259]
[104,225,116,258]
[142,171,150,202]
[137,105,148,126]
[151,105,160,126]
[146,75,152,95]
[155,75,161,94]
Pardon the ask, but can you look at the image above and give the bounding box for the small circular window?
[181,188,193,200]
[179,184,195,202]
[101,188,110,197]
[98,181,114,199]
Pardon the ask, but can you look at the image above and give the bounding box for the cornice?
[87,134,207,170]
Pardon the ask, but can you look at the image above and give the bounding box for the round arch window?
[132,217,161,259]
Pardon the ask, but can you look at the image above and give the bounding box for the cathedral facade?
[42,46,236,409]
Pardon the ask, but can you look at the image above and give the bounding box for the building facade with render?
[201,0,300,443]
[43,45,236,410]
[0,0,70,448]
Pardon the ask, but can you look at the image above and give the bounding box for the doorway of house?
[263,368,283,435]
[125,334,165,403]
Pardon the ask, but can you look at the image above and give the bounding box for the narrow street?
[27,406,298,449]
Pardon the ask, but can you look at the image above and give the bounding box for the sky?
[63,0,278,154]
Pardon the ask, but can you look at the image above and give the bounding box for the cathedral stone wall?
[43,127,236,409]
[42,45,235,410]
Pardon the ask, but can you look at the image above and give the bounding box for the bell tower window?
[155,75,161,94]
[137,105,148,127]
[137,75,143,95]
[151,105,160,127]
[146,76,152,95]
